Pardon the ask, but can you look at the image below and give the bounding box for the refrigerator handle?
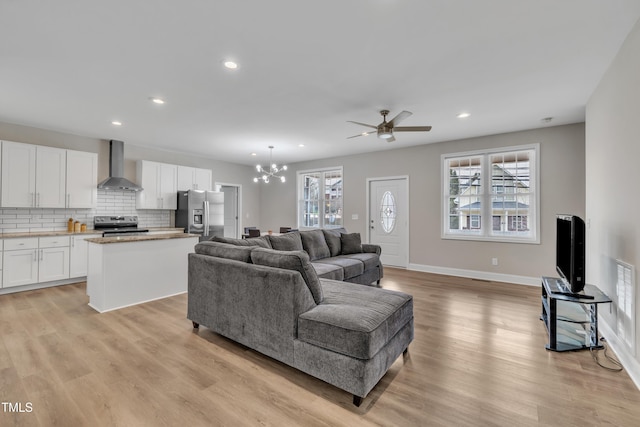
[204,200,210,236]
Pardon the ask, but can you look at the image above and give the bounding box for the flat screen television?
[556,214,585,294]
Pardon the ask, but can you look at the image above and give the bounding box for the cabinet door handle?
[33,250,37,262]
[67,194,70,207]
[30,192,35,207]
[40,249,43,261]
[37,193,40,207]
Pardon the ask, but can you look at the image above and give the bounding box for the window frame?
[441,144,540,244]
[297,166,344,230]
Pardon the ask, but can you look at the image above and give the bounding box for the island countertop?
[86,233,198,244]
[0,227,185,239]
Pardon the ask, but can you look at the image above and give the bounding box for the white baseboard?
[407,263,540,287]
[599,321,640,390]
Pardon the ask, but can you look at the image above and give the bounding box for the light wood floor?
[1,268,639,426]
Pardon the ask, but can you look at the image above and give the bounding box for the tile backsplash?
[0,190,172,233]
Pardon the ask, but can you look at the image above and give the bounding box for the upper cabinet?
[66,150,98,208]
[136,160,178,210]
[1,141,66,208]
[1,141,97,209]
[177,166,212,191]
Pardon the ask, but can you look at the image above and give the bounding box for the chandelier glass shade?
[253,146,287,183]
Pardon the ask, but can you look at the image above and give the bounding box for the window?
[298,167,343,229]
[442,145,539,243]
[380,191,396,233]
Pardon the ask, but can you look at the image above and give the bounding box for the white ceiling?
[1,1,639,166]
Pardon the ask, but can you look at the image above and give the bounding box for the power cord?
[589,337,623,372]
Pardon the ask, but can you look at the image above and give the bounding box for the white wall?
[586,17,640,386]
[260,123,585,284]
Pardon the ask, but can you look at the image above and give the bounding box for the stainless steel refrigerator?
[176,190,224,241]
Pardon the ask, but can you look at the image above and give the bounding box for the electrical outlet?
[492,258,498,266]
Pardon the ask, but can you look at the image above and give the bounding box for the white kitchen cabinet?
[3,238,39,288]
[38,236,70,282]
[69,233,101,278]
[136,160,177,209]
[177,166,212,191]
[1,141,66,208]
[2,236,70,287]
[66,150,98,208]
[36,146,67,208]
[0,240,3,287]
[1,141,36,207]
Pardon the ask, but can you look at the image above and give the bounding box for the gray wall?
[260,123,585,281]
[586,17,640,381]
[0,121,261,229]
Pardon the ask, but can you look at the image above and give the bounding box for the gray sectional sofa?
[187,230,413,406]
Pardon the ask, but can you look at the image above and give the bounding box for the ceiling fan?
[347,110,432,142]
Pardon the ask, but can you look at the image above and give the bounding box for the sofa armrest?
[188,253,317,365]
[362,243,381,256]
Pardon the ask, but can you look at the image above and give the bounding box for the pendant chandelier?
[254,146,287,183]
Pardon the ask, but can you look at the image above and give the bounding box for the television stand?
[540,277,611,352]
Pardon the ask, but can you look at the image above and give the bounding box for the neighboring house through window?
[298,167,343,229]
[442,144,539,243]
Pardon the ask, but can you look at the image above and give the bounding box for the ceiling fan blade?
[387,110,412,127]
[393,126,432,132]
[347,120,377,129]
[385,135,396,143]
[347,131,374,139]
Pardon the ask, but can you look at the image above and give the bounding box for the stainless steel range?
[94,216,150,237]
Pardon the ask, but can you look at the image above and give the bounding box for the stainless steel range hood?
[97,140,143,191]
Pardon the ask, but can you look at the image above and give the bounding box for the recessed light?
[457,112,470,119]
[251,152,257,156]
[111,121,122,126]
[298,144,305,148]
[224,61,238,70]
[150,97,165,104]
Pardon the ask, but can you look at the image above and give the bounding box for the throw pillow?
[211,235,271,248]
[322,228,345,257]
[195,241,253,263]
[268,231,304,251]
[340,232,362,254]
[251,248,323,304]
[300,230,330,261]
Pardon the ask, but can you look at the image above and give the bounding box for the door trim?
[216,182,242,239]
[366,175,410,268]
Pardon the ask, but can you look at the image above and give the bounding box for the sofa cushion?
[322,228,346,257]
[340,253,379,271]
[298,280,413,359]
[311,262,344,281]
[300,230,331,261]
[211,235,272,248]
[251,248,323,304]
[340,233,362,254]
[313,257,364,279]
[194,241,253,263]
[268,231,304,251]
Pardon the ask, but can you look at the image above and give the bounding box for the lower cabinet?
[2,236,70,288]
[70,234,101,278]
[3,238,39,288]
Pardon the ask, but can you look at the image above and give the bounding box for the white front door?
[368,177,409,268]
[221,185,239,238]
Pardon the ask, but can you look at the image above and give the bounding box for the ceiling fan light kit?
[347,109,432,142]
[253,146,287,183]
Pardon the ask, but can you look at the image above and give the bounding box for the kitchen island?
[86,233,199,313]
